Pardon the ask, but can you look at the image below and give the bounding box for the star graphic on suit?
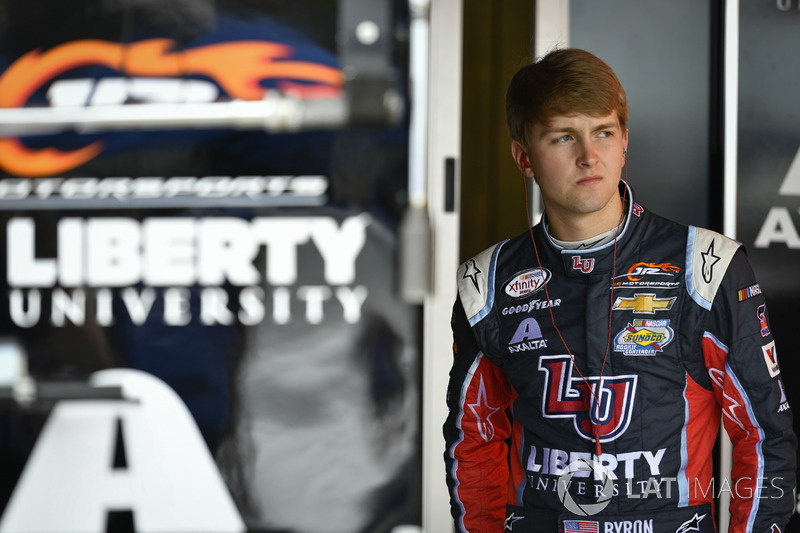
[504,512,524,530]
[676,512,706,533]
[700,240,721,284]
[462,259,482,293]
[468,376,501,442]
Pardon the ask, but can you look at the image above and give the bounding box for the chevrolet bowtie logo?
[613,294,676,314]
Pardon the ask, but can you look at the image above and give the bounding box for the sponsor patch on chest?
[613,319,674,356]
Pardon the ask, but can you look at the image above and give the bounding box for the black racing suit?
[444,187,796,533]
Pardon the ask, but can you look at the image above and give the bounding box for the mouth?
[577,175,603,185]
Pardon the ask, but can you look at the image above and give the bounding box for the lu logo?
[571,256,595,274]
[538,355,637,443]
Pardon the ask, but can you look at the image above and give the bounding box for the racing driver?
[443,48,797,533]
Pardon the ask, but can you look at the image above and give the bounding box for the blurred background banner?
[736,3,800,526]
[0,1,421,532]
[736,0,800,387]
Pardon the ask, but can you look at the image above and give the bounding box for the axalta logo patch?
[614,319,674,356]
[778,380,790,414]
[504,268,551,298]
[508,317,548,354]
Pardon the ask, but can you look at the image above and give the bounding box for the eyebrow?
[540,122,619,137]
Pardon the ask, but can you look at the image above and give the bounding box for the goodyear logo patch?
[614,319,674,356]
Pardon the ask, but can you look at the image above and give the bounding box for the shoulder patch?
[457,241,506,326]
[686,226,740,310]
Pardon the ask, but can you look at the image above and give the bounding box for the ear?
[622,128,629,163]
[511,140,534,178]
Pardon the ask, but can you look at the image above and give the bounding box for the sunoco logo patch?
[504,268,551,298]
[614,319,674,356]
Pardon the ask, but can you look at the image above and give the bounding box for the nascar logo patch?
[737,283,762,302]
[614,319,674,356]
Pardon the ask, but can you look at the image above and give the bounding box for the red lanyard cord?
[521,166,629,457]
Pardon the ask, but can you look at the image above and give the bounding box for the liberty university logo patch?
[538,355,637,442]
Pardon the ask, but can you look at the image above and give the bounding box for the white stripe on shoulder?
[686,226,740,310]
[457,241,506,326]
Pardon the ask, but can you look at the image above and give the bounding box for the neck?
[550,225,620,249]
[545,195,625,242]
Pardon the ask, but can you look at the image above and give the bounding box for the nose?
[577,139,598,167]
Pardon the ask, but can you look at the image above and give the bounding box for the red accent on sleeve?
[450,355,514,532]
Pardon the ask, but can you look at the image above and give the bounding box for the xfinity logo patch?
[504,268,551,298]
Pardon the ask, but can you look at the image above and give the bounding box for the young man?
[443,48,796,533]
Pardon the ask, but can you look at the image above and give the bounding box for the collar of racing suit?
[535,181,640,280]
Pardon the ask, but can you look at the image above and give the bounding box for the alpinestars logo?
[700,240,721,284]
[676,513,706,533]
[462,259,482,293]
[538,355,637,443]
[468,375,501,442]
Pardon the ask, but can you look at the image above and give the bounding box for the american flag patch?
[564,520,599,533]
[737,283,761,302]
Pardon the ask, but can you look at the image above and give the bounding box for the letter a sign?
[779,144,800,196]
[0,369,245,533]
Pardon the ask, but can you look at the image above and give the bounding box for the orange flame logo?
[0,38,344,177]
[624,262,681,282]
